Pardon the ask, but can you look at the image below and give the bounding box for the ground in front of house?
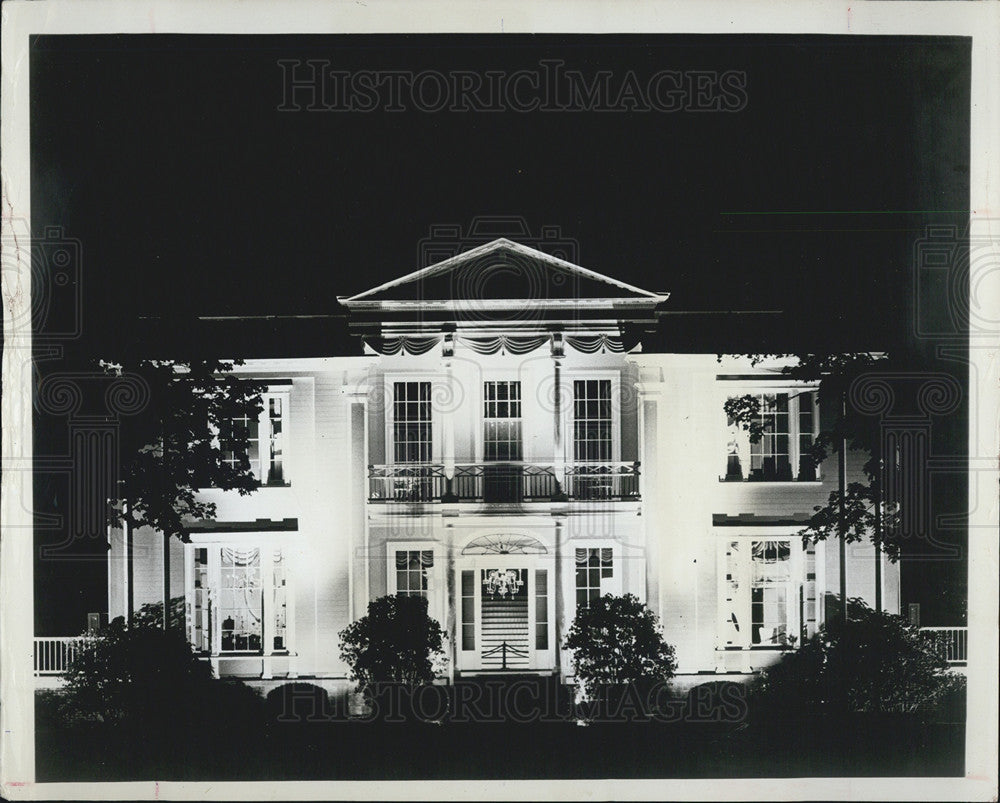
[34,679,965,781]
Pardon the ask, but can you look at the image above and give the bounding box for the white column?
[551,334,568,501]
[441,334,458,501]
[635,382,663,622]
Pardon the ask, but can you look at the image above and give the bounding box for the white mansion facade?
[108,239,897,687]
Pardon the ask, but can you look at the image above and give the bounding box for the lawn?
[35,687,965,781]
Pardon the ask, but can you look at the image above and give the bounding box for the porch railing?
[368,461,640,503]
[919,626,968,664]
[34,636,91,675]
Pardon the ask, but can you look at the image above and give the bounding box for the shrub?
[751,597,959,716]
[60,613,261,732]
[338,595,447,695]
[563,593,677,703]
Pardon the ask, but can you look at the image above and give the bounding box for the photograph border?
[2,1,997,800]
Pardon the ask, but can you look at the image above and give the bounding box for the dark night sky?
[29,34,970,631]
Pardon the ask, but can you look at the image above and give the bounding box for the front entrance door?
[480,568,529,669]
[455,555,554,673]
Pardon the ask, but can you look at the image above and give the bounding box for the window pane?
[573,380,612,463]
[535,569,548,650]
[461,570,475,650]
[484,382,522,461]
[219,547,262,653]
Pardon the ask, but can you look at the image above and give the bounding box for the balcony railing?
[919,626,968,665]
[34,636,92,675]
[368,461,641,503]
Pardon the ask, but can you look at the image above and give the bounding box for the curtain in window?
[395,550,434,569]
[222,547,260,567]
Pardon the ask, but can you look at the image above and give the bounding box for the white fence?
[919,626,968,664]
[34,636,89,675]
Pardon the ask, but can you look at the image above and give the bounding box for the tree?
[563,593,677,703]
[338,595,448,694]
[101,358,266,628]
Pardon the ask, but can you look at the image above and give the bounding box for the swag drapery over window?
[395,549,434,597]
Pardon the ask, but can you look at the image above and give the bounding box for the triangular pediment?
[339,239,668,307]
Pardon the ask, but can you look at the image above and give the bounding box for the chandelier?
[483,569,523,598]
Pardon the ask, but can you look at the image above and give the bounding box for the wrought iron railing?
[481,640,529,670]
[919,626,968,664]
[368,461,640,503]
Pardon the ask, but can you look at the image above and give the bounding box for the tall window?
[575,547,613,609]
[573,380,613,461]
[220,547,262,653]
[535,569,549,650]
[192,548,210,653]
[219,390,288,486]
[395,549,433,597]
[719,538,815,650]
[483,381,522,461]
[272,549,288,651]
[393,382,432,463]
[461,570,475,651]
[267,396,285,484]
[750,541,791,646]
[724,390,818,482]
[220,412,260,477]
[189,546,289,656]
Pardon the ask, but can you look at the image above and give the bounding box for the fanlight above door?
[461,534,548,556]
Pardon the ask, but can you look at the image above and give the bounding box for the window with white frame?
[393,381,433,463]
[483,381,522,461]
[219,388,289,486]
[573,379,613,462]
[719,538,817,650]
[220,547,263,652]
[574,546,614,609]
[394,549,434,597]
[188,544,289,656]
[723,390,818,482]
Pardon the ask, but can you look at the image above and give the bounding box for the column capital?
[550,331,565,358]
[341,384,370,403]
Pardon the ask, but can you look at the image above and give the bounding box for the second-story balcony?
[367,461,641,503]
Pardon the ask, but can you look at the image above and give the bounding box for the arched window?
[461,534,548,556]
